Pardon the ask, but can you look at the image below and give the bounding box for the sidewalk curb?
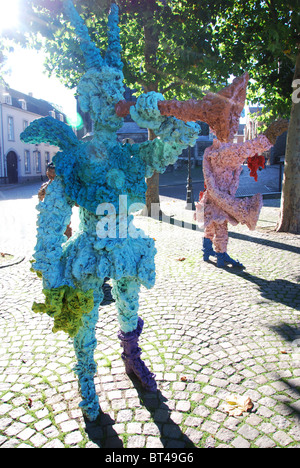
[237,192,281,199]
[0,255,25,269]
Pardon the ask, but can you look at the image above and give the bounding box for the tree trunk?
[276,47,300,233]
[145,129,160,216]
[143,18,161,217]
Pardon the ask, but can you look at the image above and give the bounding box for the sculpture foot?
[118,318,157,393]
[79,398,100,422]
[202,237,217,262]
[216,252,244,268]
[123,357,157,393]
[77,377,100,421]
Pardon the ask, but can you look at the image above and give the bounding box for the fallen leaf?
[176,257,186,262]
[280,350,287,354]
[28,398,33,408]
[181,376,187,382]
[221,394,253,416]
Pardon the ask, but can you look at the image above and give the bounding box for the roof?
[248,106,262,115]
[117,121,148,135]
[1,87,66,121]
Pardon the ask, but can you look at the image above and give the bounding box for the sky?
[0,0,77,121]
[3,45,77,119]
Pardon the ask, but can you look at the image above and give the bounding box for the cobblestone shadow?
[84,412,123,448]
[227,270,300,311]
[283,379,300,423]
[101,282,115,306]
[229,231,300,255]
[268,323,300,423]
[131,382,196,448]
[270,323,300,344]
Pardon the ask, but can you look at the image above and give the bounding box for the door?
[6,151,18,183]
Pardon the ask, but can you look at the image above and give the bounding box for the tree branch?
[265,0,278,22]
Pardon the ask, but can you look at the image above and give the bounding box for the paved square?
[0,183,300,448]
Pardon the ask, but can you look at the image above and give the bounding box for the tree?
[277,46,300,232]
[209,0,300,232]
[1,0,231,216]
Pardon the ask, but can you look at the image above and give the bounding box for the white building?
[0,86,66,184]
[244,105,263,141]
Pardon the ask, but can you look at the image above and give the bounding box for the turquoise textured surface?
[21,0,200,421]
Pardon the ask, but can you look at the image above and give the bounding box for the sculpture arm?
[203,151,248,224]
[236,135,272,164]
[203,134,272,198]
[130,92,200,177]
[203,147,263,230]
[208,135,272,169]
[20,116,78,151]
[32,177,74,290]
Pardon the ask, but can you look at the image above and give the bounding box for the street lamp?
[185,145,195,210]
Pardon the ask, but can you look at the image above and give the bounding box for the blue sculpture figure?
[21,0,200,421]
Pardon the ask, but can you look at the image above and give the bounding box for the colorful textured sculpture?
[21,0,200,421]
[194,134,272,267]
[193,69,274,268]
[118,72,269,270]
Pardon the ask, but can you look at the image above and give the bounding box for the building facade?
[244,105,263,141]
[0,86,66,184]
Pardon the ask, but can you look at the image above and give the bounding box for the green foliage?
[210,0,300,122]
[2,0,298,121]
[1,0,229,100]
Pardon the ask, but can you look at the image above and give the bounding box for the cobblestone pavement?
[0,190,300,448]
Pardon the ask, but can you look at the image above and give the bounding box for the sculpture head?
[64,0,124,132]
[78,67,124,132]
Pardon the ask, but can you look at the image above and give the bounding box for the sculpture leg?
[202,225,217,261]
[214,221,244,268]
[73,288,103,421]
[112,277,157,392]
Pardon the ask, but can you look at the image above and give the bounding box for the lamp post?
[185,145,195,210]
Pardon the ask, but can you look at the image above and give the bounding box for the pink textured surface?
[159,73,249,142]
[115,73,249,143]
[194,135,272,252]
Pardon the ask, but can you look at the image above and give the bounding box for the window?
[4,94,12,105]
[45,152,50,165]
[8,116,15,141]
[35,151,41,173]
[23,120,29,131]
[19,99,27,110]
[24,150,31,173]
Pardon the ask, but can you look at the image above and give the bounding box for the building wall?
[0,88,62,184]
[244,105,263,141]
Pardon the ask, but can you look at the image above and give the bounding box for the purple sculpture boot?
[118,317,157,392]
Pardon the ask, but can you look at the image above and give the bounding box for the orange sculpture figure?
[192,73,273,268]
[194,136,272,267]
